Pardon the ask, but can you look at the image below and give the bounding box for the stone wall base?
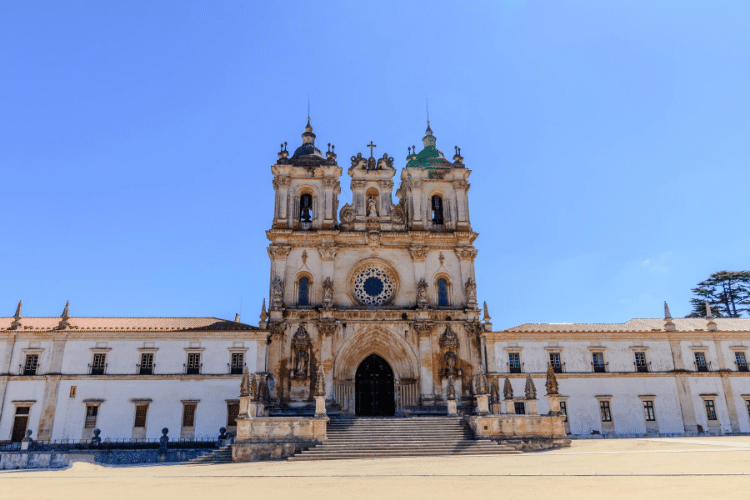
[497,437,572,451]
[468,414,568,443]
[232,439,320,462]
[0,449,211,470]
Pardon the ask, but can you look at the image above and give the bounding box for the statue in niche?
[295,349,309,379]
[271,278,284,308]
[416,278,429,309]
[446,375,456,400]
[445,350,458,377]
[291,323,311,379]
[367,197,378,217]
[322,277,334,309]
[465,278,477,304]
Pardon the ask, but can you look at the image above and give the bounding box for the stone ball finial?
[161,427,169,436]
[26,429,32,438]
[93,428,101,437]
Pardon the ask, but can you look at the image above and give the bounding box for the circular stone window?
[353,266,396,306]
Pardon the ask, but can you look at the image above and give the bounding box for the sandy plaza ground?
[1,437,749,500]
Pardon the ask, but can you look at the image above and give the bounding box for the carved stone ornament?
[455,246,477,261]
[440,326,459,350]
[322,178,338,188]
[409,245,427,262]
[545,363,559,395]
[475,369,489,395]
[491,378,500,405]
[412,322,433,337]
[318,244,337,261]
[322,277,334,309]
[240,366,251,397]
[416,278,429,309]
[268,245,292,260]
[445,351,458,377]
[350,152,366,168]
[525,374,537,400]
[503,376,513,400]
[271,278,284,308]
[366,231,381,247]
[391,204,405,224]
[377,153,394,169]
[318,321,336,337]
[367,197,378,217]
[339,204,355,223]
[291,323,312,380]
[269,321,285,337]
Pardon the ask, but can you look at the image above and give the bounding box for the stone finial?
[482,301,491,322]
[503,376,513,400]
[545,363,559,395]
[314,365,326,397]
[58,300,71,329]
[490,378,500,404]
[706,301,718,331]
[10,300,22,330]
[446,375,456,400]
[259,299,268,323]
[664,301,676,332]
[234,313,241,323]
[524,374,537,400]
[240,366,251,397]
[475,367,488,395]
[250,374,259,401]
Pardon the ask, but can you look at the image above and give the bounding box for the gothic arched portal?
[355,354,395,417]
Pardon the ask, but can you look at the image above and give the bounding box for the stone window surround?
[295,272,315,307]
[504,347,523,372]
[83,399,104,428]
[181,400,200,428]
[729,346,748,371]
[690,346,710,371]
[558,396,569,423]
[130,399,152,428]
[589,347,607,372]
[595,395,614,425]
[630,346,650,372]
[544,347,563,370]
[699,393,720,426]
[21,348,43,375]
[433,273,453,307]
[638,395,658,423]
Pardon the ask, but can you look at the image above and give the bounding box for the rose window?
[353,267,395,306]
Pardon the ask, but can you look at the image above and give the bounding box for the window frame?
[182,402,198,428]
[133,403,149,428]
[185,351,202,375]
[704,399,717,421]
[138,350,156,375]
[84,403,100,428]
[23,354,39,376]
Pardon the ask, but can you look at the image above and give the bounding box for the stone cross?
[367,141,377,157]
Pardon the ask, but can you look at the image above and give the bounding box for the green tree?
[687,271,750,318]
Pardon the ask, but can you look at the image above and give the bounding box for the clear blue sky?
[2,1,748,328]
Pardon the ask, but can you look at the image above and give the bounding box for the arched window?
[431,195,444,225]
[300,194,313,222]
[298,277,309,306]
[437,278,449,306]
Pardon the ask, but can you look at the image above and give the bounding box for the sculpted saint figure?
[367,197,378,217]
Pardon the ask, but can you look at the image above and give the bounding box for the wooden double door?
[355,354,395,417]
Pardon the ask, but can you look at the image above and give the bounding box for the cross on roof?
[367,141,377,157]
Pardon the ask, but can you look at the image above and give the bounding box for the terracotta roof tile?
[504,318,750,333]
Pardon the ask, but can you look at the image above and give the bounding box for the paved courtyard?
[2,437,750,500]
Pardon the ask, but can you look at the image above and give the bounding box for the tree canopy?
[687,271,750,318]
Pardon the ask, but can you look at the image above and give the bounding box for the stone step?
[185,445,233,464]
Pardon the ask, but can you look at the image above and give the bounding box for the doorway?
[355,354,395,417]
[11,407,30,442]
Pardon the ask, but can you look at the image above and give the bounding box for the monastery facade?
[1,121,749,444]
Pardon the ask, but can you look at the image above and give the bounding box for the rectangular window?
[227,402,239,428]
[182,403,197,428]
[735,352,748,372]
[91,353,106,375]
[508,353,521,373]
[514,402,526,415]
[298,277,309,306]
[85,405,99,428]
[24,354,39,375]
[12,407,30,443]
[231,352,244,375]
[599,400,612,422]
[592,352,605,372]
[134,404,149,428]
[560,401,568,422]
[643,400,656,422]
[549,353,562,373]
[694,352,708,372]
[139,353,154,375]
[634,352,648,372]
[746,399,750,419]
[704,400,717,421]
[186,353,201,374]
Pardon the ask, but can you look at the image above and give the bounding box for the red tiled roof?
[504,318,750,333]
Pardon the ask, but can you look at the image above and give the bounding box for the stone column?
[37,334,68,441]
[414,323,435,404]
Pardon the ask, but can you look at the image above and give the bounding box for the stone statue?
[545,363,559,395]
[271,278,284,308]
[295,348,309,378]
[465,278,477,304]
[240,366,251,397]
[503,376,513,400]
[416,278,428,309]
[445,351,457,377]
[446,375,456,400]
[525,374,537,400]
[367,197,378,217]
[314,365,326,397]
[322,277,334,309]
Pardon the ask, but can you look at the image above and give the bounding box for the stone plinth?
[475,394,490,415]
[468,414,569,449]
[233,416,328,462]
[504,400,516,414]
[526,399,538,415]
[315,396,326,417]
[447,399,457,416]
[547,394,561,414]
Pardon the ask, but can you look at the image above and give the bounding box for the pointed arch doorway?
[355,354,395,417]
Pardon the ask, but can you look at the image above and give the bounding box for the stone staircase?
[186,444,233,464]
[288,417,520,461]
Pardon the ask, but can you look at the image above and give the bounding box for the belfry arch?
[332,328,419,415]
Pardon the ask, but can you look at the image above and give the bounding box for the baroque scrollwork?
[339,204,355,223]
